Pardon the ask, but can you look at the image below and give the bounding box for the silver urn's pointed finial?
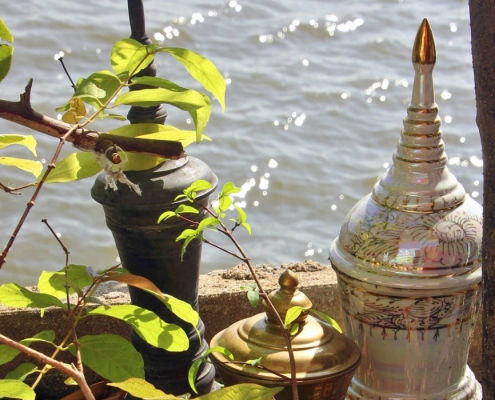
[372,18,465,212]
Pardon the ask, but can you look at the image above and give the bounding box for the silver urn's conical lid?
[329,19,482,290]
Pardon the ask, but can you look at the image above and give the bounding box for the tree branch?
[0,333,96,400]
[0,79,185,159]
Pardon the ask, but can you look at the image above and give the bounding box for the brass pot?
[210,269,361,399]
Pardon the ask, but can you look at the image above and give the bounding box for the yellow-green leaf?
[111,38,153,77]
[38,264,93,299]
[0,157,42,178]
[0,380,35,400]
[197,384,283,400]
[69,334,145,382]
[108,123,208,147]
[0,19,14,42]
[107,378,180,399]
[157,47,226,111]
[0,135,37,156]
[41,152,102,184]
[0,283,66,310]
[87,305,189,352]
[62,97,87,123]
[0,19,14,84]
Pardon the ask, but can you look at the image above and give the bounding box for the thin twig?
[41,219,84,373]
[193,200,300,400]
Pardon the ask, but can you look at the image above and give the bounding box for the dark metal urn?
[91,157,218,396]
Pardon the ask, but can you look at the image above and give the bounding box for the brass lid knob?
[264,269,312,326]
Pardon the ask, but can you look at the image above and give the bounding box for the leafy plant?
[159,181,343,400]
[0,263,196,399]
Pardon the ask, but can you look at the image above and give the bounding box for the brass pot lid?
[209,270,361,381]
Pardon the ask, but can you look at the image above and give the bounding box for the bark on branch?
[0,79,184,159]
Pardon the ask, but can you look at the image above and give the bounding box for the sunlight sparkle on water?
[268,159,278,168]
[441,90,452,100]
[450,23,458,32]
[470,156,483,167]
[460,137,466,143]
[302,59,309,66]
[474,180,480,186]
[294,114,306,126]
[472,191,479,198]
[251,165,258,172]
[331,205,337,211]
[444,116,452,123]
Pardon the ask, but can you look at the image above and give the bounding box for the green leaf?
[0,19,14,42]
[181,234,199,260]
[4,363,37,381]
[188,359,202,394]
[284,306,305,329]
[197,383,283,400]
[107,378,179,399]
[77,70,123,106]
[176,204,200,215]
[109,123,203,148]
[0,345,20,365]
[111,39,153,77]
[0,380,35,400]
[188,93,211,142]
[161,293,199,336]
[41,152,102,184]
[176,228,199,242]
[241,222,252,235]
[234,206,247,224]
[38,264,93,299]
[113,88,207,110]
[122,152,167,172]
[0,135,37,156]
[0,283,66,310]
[69,334,144,382]
[157,211,177,224]
[178,180,213,201]
[205,346,234,361]
[309,309,343,333]
[221,182,241,197]
[0,19,14,84]
[0,157,42,178]
[87,305,189,352]
[20,330,56,346]
[247,289,259,308]
[156,47,226,111]
[217,195,232,212]
[94,112,127,121]
[197,217,220,232]
[246,357,262,367]
[289,323,300,336]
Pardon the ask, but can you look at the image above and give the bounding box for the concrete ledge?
[0,262,482,398]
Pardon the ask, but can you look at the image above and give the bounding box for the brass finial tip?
[279,269,299,292]
[412,18,436,65]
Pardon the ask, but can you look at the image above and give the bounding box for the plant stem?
[0,125,79,269]
[0,333,95,400]
[197,203,300,400]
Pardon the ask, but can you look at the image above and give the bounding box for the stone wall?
[0,263,482,398]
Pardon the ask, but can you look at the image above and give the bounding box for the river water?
[0,0,482,286]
